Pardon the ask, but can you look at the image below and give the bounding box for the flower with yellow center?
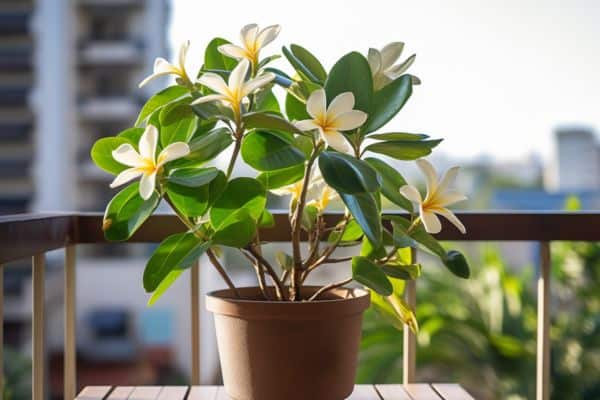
[399,159,467,234]
[218,24,281,65]
[368,42,420,90]
[110,125,190,200]
[272,169,338,212]
[295,89,368,153]
[192,59,275,120]
[139,41,193,88]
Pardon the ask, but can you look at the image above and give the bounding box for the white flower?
[368,42,419,90]
[271,169,338,212]
[218,24,281,65]
[139,41,192,88]
[399,159,467,234]
[192,59,275,119]
[295,89,368,153]
[109,125,190,200]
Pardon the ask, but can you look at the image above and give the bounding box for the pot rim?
[206,286,370,320]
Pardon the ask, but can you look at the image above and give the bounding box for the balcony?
[0,122,31,141]
[0,211,595,399]
[78,96,140,122]
[0,47,32,71]
[78,0,144,12]
[78,39,144,67]
[0,86,29,107]
[0,12,31,35]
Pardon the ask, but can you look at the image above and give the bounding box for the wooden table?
[75,384,474,399]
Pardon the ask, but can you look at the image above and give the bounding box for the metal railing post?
[64,246,77,400]
[537,242,551,400]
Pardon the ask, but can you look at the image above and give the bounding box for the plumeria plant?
[91,23,470,330]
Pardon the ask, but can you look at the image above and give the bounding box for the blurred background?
[1,0,599,399]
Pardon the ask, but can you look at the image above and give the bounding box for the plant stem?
[245,246,285,300]
[308,277,353,301]
[241,250,270,300]
[207,249,241,298]
[226,136,242,179]
[302,214,350,282]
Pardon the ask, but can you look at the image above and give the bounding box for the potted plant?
[91,23,470,400]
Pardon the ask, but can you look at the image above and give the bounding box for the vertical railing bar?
[537,242,551,400]
[0,264,4,400]
[190,260,200,385]
[64,246,77,400]
[32,254,45,400]
[403,248,417,384]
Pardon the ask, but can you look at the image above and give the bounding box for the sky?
[169,0,600,162]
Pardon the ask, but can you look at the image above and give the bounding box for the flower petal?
[420,208,442,234]
[139,172,157,200]
[306,89,326,120]
[320,129,351,153]
[330,110,368,131]
[241,72,275,97]
[380,42,404,69]
[367,48,382,76]
[399,185,422,204]
[109,168,142,188]
[178,40,190,72]
[218,44,248,60]
[385,54,416,79]
[240,24,259,48]
[434,208,466,234]
[436,190,467,207]
[437,166,460,193]
[112,144,144,167]
[157,142,190,166]
[198,72,229,95]
[228,59,250,93]
[190,94,227,105]
[256,24,281,49]
[416,159,438,197]
[327,92,355,120]
[139,125,158,161]
[153,57,179,75]
[295,119,320,131]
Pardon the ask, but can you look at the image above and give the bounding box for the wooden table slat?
[431,384,474,400]
[375,384,412,400]
[346,384,380,399]
[157,386,188,400]
[128,386,163,400]
[107,387,135,400]
[187,386,219,400]
[76,386,113,400]
[402,384,443,400]
[214,387,230,400]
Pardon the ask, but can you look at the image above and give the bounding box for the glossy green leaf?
[360,236,387,259]
[210,177,266,227]
[172,127,233,168]
[369,132,429,141]
[254,90,281,114]
[242,111,304,135]
[103,182,160,241]
[285,93,310,121]
[159,101,197,147]
[143,231,211,292]
[328,219,363,243]
[290,44,327,82]
[191,101,234,122]
[166,170,226,217]
[443,250,470,278]
[388,216,445,258]
[365,157,413,211]
[301,204,319,230]
[204,37,237,71]
[282,46,321,84]
[136,85,189,126]
[364,139,442,160]
[319,151,380,194]
[118,127,144,144]
[340,191,382,247]
[275,251,294,271]
[148,269,184,306]
[242,130,306,171]
[324,52,373,113]
[212,208,257,247]
[352,256,392,296]
[364,75,412,133]
[258,209,275,228]
[257,164,304,189]
[91,137,131,175]
[257,54,281,70]
[166,167,219,187]
[382,263,422,280]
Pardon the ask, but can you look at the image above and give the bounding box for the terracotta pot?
[206,286,370,400]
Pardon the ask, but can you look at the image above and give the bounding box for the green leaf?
[191,101,234,122]
[136,85,189,126]
[103,182,160,241]
[241,130,306,171]
[328,219,363,243]
[254,90,281,114]
[204,37,237,71]
[257,54,281,70]
[340,191,382,247]
[352,256,392,296]
[319,151,380,194]
[143,231,211,292]
[210,177,266,227]
[285,93,310,121]
[148,269,184,306]
[166,167,219,187]
[258,209,275,228]
[275,251,294,271]
[172,127,233,168]
[282,46,321,84]
[360,236,386,259]
[364,75,412,133]
[382,263,422,280]
[257,164,304,189]
[365,157,413,211]
[369,132,429,141]
[301,204,319,230]
[388,216,445,258]
[325,52,373,114]
[159,100,197,147]
[212,208,257,248]
[167,170,226,217]
[364,139,442,160]
[443,250,470,278]
[242,111,304,135]
[118,127,144,144]
[91,137,131,175]
[290,44,327,83]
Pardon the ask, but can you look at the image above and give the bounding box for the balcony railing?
[1,211,600,400]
